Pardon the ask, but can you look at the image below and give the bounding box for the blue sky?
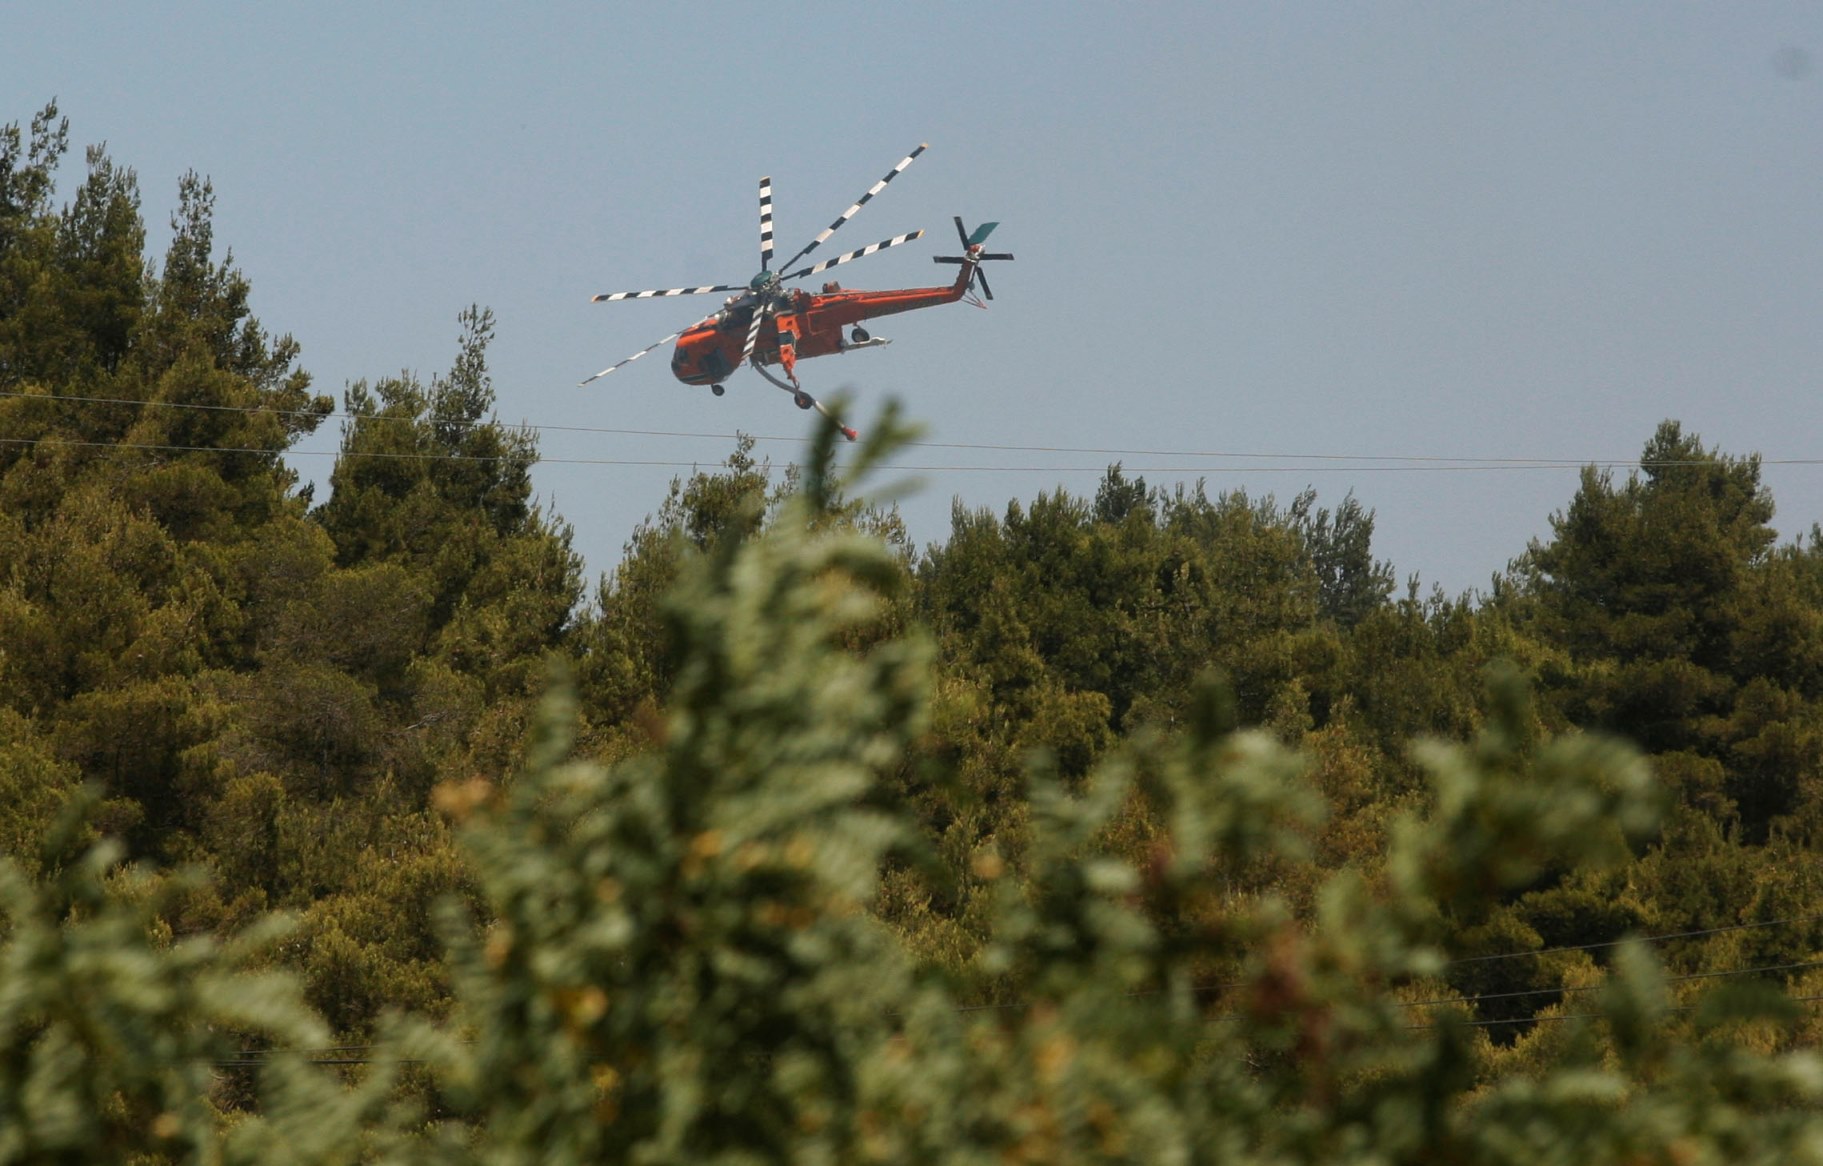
[7,3,1821,595]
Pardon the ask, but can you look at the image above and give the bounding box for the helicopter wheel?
[850,326,870,343]
[794,392,813,410]
[711,383,725,396]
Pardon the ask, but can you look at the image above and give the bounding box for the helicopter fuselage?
[669,264,973,386]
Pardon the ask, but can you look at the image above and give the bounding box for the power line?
[1173,913,1823,1007]
[1401,956,1823,1012]
[217,968,1823,1067]
[7,433,1819,478]
[1420,992,1823,1032]
[950,916,1823,1023]
[196,918,1823,1067]
[7,389,1821,470]
[1441,913,1823,970]
[0,436,688,468]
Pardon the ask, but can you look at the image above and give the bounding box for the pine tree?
[1516,420,1823,838]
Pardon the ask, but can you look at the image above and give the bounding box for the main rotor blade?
[784,229,925,280]
[592,284,742,303]
[775,143,927,274]
[759,175,774,271]
[580,317,711,386]
[739,298,768,366]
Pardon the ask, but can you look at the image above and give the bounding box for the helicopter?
[580,143,1011,441]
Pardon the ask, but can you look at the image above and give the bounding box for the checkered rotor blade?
[776,143,927,275]
[739,297,769,366]
[580,317,711,386]
[759,175,775,271]
[784,229,925,281]
[591,284,743,303]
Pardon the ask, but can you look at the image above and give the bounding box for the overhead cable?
[6,390,1820,469]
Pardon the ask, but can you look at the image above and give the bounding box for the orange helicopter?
[580,143,1011,441]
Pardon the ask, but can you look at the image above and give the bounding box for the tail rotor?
[934,216,1014,300]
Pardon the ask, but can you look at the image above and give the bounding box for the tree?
[0,112,332,868]
[0,790,337,1164]
[1515,420,1823,838]
[1288,487,1395,630]
[312,304,581,767]
[9,406,1823,1161]
[430,420,1823,1164]
[568,436,772,742]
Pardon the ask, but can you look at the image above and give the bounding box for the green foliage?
[435,406,930,1163]
[0,110,570,1045]
[1515,420,1823,840]
[566,436,771,740]
[9,405,1823,1161]
[1,103,142,391]
[0,712,81,878]
[312,304,582,771]
[10,106,1823,1162]
[0,790,331,1164]
[421,416,1823,1164]
[1288,487,1396,629]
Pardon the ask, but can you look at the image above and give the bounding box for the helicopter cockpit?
[715,298,755,332]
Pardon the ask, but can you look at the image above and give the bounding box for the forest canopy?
[7,101,1823,1164]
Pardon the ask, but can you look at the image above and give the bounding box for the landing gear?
[710,383,725,396]
[794,392,813,410]
[850,326,870,343]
